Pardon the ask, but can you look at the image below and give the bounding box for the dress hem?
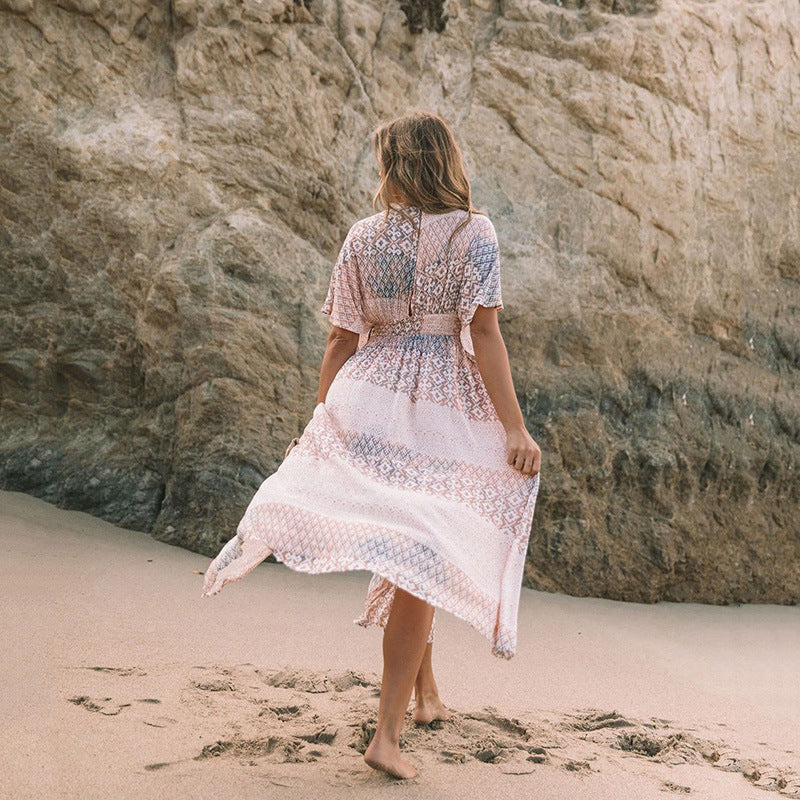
[201,526,518,660]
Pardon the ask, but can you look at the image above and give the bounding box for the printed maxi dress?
[201,204,540,659]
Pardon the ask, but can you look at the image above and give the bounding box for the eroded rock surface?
[1,0,798,602]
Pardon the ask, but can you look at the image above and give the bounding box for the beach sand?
[2,488,798,799]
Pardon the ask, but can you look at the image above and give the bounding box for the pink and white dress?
[201,205,540,659]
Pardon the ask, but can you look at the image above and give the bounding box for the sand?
[1,488,799,799]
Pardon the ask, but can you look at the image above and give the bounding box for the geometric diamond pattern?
[296,422,533,550]
[205,500,513,654]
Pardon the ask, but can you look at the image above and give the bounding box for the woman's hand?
[505,424,541,476]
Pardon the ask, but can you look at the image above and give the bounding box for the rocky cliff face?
[1,0,798,603]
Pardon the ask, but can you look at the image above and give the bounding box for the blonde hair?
[371,110,486,256]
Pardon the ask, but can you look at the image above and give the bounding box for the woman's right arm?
[316,326,360,404]
[470,306,541,477]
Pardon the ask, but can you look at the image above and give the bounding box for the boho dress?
[201,204,540,659]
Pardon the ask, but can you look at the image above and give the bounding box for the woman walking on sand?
[201,109,541,780]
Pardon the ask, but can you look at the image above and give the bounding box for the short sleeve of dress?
[321,226,371,335]
[458,216,504,328]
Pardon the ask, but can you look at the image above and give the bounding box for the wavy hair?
[370,110,485,257]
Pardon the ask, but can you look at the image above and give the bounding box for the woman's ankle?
[414,685,440,702]
[370,728,401,748]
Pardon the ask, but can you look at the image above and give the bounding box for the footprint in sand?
[192,678,236,692]
[661,780,691,793]
[67,695,176,727]
[563,709,636,731]
[68,696,132,716]
[262,667,378,694]
[82,666,148,677]
[195,735,320,763]
[261,702,307,722]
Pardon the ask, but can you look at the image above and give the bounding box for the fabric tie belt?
[366,313,462,343]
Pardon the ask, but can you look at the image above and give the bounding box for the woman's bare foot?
[364,736,419,779]
[413,693,453,725]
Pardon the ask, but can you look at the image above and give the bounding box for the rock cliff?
[1,0,798,603]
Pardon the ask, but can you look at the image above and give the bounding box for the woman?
[202,109,542,780]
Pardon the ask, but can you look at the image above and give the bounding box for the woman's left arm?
[316,326,360,404]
